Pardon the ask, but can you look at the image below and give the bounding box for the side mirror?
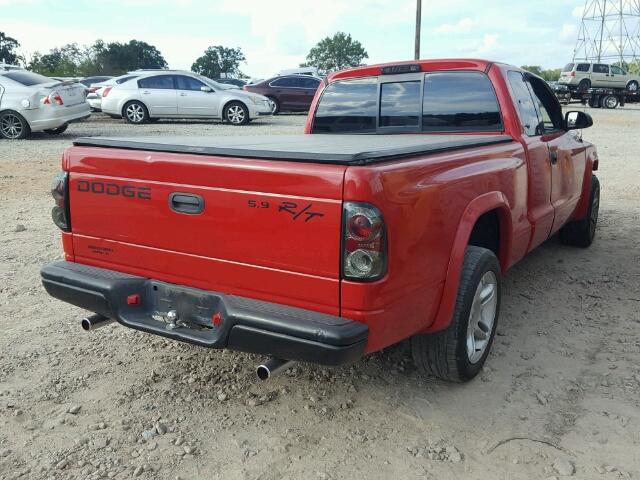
[565,111,593,130]
[201,86,213,93]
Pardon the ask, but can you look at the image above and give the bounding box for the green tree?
[612,59,640,75]
[29,43,84,76]
[97,40,167,75]
[0,32,21,65]
[520,65,561,82]
[302,32,368,73]
[191,46,246,78]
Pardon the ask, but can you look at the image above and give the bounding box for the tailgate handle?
[169,193,204,215]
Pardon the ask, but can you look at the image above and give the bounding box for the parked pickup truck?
[41,59,600,382]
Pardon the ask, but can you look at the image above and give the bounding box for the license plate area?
[145,280,224,331]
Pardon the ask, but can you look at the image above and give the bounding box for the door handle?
[550,151,558,165]
[141,90,151,94]
[169,193,205,215]
[179,92,187,96]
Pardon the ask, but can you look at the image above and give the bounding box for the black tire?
[224,101,250,125]
[411,246,501,382]
[600,94,619,109]
[626,80,639,93]
[560,175,600,248]
[0,111,30,139]
[577,79,591,93]
[122,101,149,124]
[267,97,280,115]
[44,124,68,135]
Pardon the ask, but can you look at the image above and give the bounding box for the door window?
[610,65,625,75]
[422,72,502,132]
[576,63,590,72]
[527,76,565,134]
[300,77,321,89]
[593,64,609,74]
[138,75,175,89]
[380,81,421,127]
[270,77,297,87]
[176,75,206,91]
[507,71,540,136]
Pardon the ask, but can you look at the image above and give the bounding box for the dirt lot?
[0,109,639,480]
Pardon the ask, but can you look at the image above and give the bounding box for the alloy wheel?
[126,103,145,123]
[466,271,498,364]
[1,114,24,139]
[227,105,245,124]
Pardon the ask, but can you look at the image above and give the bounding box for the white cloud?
[560,23,578,40]
[435,17,477,34]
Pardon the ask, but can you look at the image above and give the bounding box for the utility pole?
[414,0,422,60]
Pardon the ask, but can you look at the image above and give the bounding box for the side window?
[593,64,610,74]
[507,71,540,136]
[422,72,502,132]
[138,75,175,89]
[380,81,421,127]
[610,65,625,75]
[271,77,296,87]
[528,76,565,134]
[301,77,321,89]
[312,78,377,133]
[576,63,590,72]
[176,75,206,91]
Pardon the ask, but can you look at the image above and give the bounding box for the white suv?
[101,70,274,125]
[559,62,640,92]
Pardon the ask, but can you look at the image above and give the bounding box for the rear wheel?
[627,80,639,92]
[224,102,249,125]
[601,94,619,109]
[267,97,280,115]
[411,246,501,382]
[123,101,149,124]
[44,125,68,135]
[577,79,591,93]
[0,111,30,139]
[560,175,600,248]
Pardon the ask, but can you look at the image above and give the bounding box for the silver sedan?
[101,70,273,126]
[0,70,90,139]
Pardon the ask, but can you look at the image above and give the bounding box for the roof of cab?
[327,59,496,82]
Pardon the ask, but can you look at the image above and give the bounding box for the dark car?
[214,78,246,88]
[548,81,571,105]
[80,76,113,87]
[243,75,321,113]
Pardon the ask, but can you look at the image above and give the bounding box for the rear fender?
[571,146,597,221]
[426,191,512,333]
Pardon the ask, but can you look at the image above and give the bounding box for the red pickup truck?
[42,59,600,382]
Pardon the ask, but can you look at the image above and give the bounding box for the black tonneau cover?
[73,134,513,165]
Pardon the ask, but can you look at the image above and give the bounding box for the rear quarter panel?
[342,141,530,353]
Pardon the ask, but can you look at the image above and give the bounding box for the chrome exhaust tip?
[81,313,113,331]
[256,358,295,381]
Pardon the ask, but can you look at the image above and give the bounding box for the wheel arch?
[426,192,512,333]
[121,99,149,118]
[222,99,249,121]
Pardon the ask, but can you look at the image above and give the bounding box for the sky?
[1,0,588,77]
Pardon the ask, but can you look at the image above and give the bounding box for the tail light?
[88,86,99,93]
[51,172,71,231]
[102,87,112,97]
[43,91,64,105]
[342,202,387,281]
[570,72,576,77]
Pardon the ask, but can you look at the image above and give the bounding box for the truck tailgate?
[65,146,346,315]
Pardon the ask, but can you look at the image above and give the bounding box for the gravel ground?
[0,108,639,480]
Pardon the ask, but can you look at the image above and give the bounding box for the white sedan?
[101,70,273,126]
[0,70,90,139]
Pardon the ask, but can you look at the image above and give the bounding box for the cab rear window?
[563,63,575,72]
[312,71,502,134]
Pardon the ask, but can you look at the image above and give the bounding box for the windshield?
[199,75,236,90]
[3,71,53,86]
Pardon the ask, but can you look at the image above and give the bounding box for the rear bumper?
[41,261,367,366]
[26,102,91,131]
